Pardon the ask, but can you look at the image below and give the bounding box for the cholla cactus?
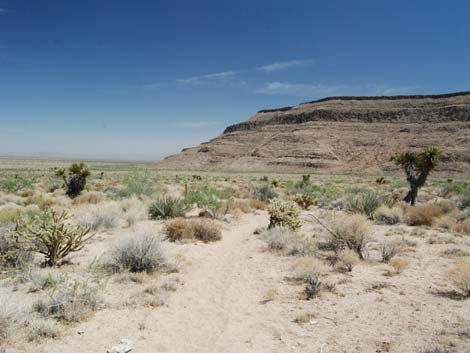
[294,194,317,210]
[268,199,301,231]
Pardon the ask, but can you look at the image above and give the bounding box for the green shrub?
[459,195,470,210]
[183,185,223,212]
[268,199,301,231]
[149,197,188,220]
[254,184,278,202]
[0,176,35,193]
[106,173,157,198]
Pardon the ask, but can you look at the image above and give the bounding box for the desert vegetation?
[0,158,469,353]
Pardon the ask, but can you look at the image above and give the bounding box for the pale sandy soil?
[2,211,470,353]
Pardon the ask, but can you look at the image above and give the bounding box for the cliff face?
[157,92,470,175]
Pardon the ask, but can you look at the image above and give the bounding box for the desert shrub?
[374,205,403,225]
[0,228,33,268]
[441,181,470,197]
[447,258,470,297]
[74,203,120,230]
[33,278,102,322]
[379,240,401,263]
[336,249,360,272]
[191,219,222,242]
[248,199,267,210]
[390,257,409,274]
[433,200,457,215]
[164,218,193,241]
[254,184,278,202]
[328,214,371,259]
[163,218,221,243]
[345,190,383,218]
[0,203,22,226]
[110,232,166,273]
[294,194,317,210]
[268,199,301,231]
[459,195,470,210]
[304,275,322,300]
[0,176,35,193]
[13,210,94,266]
[164,218,222,242]
[454,218,470,235]
[57,163,90,198]
[0,303,21,341]
[149,196,188,220]
[406,204,443,226]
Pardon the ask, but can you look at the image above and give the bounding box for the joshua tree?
[395,147,441,206]
[57,162,90,197]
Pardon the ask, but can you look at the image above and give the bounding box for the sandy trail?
[40,213,296,353]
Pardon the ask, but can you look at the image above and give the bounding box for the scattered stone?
[107,339,133,353]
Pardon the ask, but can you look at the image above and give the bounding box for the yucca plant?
[395,147,441,206]
[13,210,94,266]
[149,196,188,220]
[56,162,90,198]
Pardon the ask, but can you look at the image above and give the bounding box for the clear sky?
[1,0,469,160]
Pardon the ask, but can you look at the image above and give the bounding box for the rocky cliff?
[157,92,470,175]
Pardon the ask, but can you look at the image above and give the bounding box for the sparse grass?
[0,176,35,193]
[328,214,371,259]
[74,202,120,230]
[33,277,102,323]
[447,258,470,297]
[26,318,62,342]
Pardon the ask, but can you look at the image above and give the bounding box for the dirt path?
[39,213,299,353]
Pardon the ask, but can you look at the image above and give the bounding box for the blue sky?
[0,0,469,160]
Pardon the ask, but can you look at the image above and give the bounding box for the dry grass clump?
[433,216,457,231]
[263,227,316,256]
[26,318,62,342]
[453,218,470,235]
[110,231,166,273]
[0,303,20,341]
[328,214,371,259]
[379,240,401,263]
[447,258,470,297]
[222,198,251,214]
[405,204,443,226]
[71,191,106,205]
[389,257,409,274]
[164,218,221,243]
[374,205,403,225]
[336,249,360,272]
[291,257,328,283]
[248,199,267,210]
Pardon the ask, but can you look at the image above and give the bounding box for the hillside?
[157,92,470,175]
